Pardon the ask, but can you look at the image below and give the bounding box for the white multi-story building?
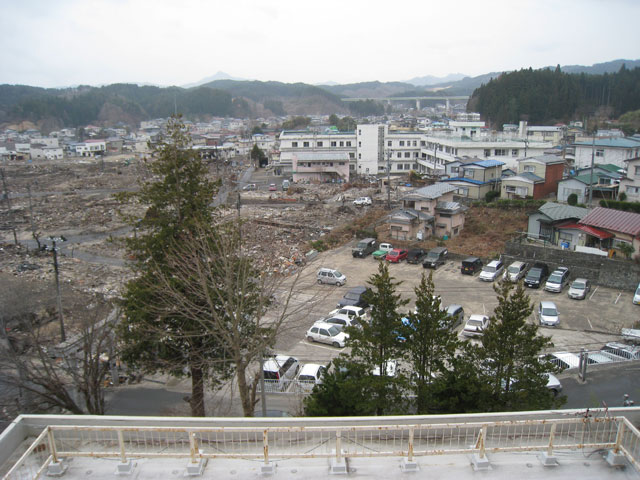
[75,139,106,156]
[277,130,356,179]
[30,145,64,160]
[573,137,640,169]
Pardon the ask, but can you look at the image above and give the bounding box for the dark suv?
[423,247,448,269]
[337,286,371,309]
[461,257,483,275]
[524,263,549,289]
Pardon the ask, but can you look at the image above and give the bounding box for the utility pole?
[386,149,391,210]
[27,185,41,250]
[1,169,18,246]
[49,236,67,342]
[588,133,595,207]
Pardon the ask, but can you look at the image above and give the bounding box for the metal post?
[189,432,198,464]
[547,422,556,456]
[117,429,127,464]
[613,420,625,455]
[47,427,59,464]
[408,427,414,462]
[263,429,269,465]
[336,431,342,463]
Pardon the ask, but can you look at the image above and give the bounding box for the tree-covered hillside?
[468,65,640,128]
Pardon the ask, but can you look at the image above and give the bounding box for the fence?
[4,415,640,478]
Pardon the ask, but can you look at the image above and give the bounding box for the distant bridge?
[342,95,469,111]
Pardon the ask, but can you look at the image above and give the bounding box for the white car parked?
[353,197,372,206]
[479,260,504,282]
[306,322,349,348]
[462,314,490,337]
[297,364,326,392]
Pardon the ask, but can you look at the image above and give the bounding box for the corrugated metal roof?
[403,183,457,200]
[579,207,640,236]
[519,154,564,164]
[442,177,485,185]
[556,222,613,240]
[573,138,640,148]
[470,159,505,168]
[538,202,590,221]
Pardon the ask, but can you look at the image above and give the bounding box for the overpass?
[342,95,469,111]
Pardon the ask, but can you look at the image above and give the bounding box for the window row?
[290,140,353,148]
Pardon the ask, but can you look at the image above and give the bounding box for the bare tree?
[131,220,316,416]
[0,308,118,417]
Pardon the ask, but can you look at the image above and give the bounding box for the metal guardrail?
[4,415,639,478]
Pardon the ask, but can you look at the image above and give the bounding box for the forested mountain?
[468,66,640,128]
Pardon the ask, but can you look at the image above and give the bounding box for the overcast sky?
[2,0,639,89]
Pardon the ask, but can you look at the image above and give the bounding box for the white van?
[317,268,346,286]
[282,179,290,190]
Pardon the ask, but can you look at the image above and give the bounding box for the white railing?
[4,415,639,478]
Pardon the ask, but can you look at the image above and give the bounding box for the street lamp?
[47,236,67,342]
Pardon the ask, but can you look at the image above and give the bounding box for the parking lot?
[273,240,638,369]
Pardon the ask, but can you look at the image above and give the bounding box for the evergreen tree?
[402,272,460,413]
[116,116,228,417]
[476,281,564,411]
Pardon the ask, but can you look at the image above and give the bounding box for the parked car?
[479,260,505,282]
[352,238,377,258]
[461,257,483,275]
[462,314,490,337]
[568,278,591,300]
[443,304,465,329]
[545,373,563,396]
[524,263,549,289]
[328,306,367,322]
[406,248,427,264]
[633,282,640,305]
[296,364,326,392]
[316,268,346,286]
[263,355,300,388]
[268,183,277,191]
[322,314,361,329]
[336,286,371,309]
[242,183,257,191]
[306,322,349,348]
[353,196,372,206]
[544,267,570,293]
[386,248,408,263]
[372,242,394,260]
[372,360,397,377]
[538,301,559,326]
[423,247,448,269]
[282,179,290,190]
[503,261,529,282]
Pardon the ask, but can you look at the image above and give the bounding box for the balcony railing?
[4,414,639,478]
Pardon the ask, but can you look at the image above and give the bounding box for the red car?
[386,249,408,263]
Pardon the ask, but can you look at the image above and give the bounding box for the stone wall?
[503,241,640,291]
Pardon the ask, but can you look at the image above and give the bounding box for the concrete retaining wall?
[503,241,640,291]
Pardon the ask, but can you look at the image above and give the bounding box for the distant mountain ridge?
[406,73,467,86]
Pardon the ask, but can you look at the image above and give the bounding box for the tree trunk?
[236,364,254,417]
[190,364,206,417]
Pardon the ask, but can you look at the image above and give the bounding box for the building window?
[388,140,392,147]
[346,141,351,147]
[512,149,518,157]
[349,153,354,159]
[331,141,336,147]
[397,152,402,158]
[303,141,309,147]
[524,165,535,173]
[413,140,417,146]
[339,141,344,147]
[358,141,361,147]
[405,163,411,170]
[358,129,361,135]
[413,163,418,170]
[397,164,403,170]
[421,141,426,146]
[484,149,491,157]
[404,152,410,158]
[317,141,323,147]
[596,149,604,157]
[358,153,361,159]
[292,142,298,147]
[634,165,640,175]
[399,141,405,146]
[494,149,507,156]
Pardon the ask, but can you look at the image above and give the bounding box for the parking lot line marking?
[586,317,594,330]
[615,292,622,304]
[589,286,598,300]
[299,341,343,352]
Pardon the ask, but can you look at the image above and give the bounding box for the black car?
[461,257,483,275]
[336,286,371,309]
[423,247,448,269]
[524,263,549,289]
[406,248,427,264]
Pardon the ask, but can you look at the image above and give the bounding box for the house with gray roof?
[442,159,503,199]
[527,202,590,243]
[387,183,467,240]
[557,165,621,203]
[501,154,565,199]
[573,137,640,169]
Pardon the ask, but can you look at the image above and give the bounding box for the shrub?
[619,192,627,202]
[485,190,500,203]
[567,193,578,206]
[599,199,640,213]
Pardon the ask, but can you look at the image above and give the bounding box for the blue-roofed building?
[442,158,503,199]
[573,137,640,169]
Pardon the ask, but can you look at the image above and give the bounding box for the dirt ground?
[0,155,528,335]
